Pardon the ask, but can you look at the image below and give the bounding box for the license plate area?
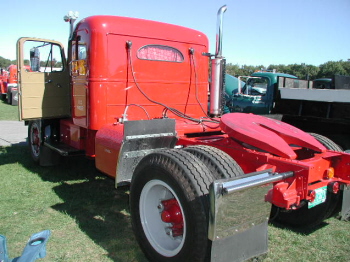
[308,186,327,209]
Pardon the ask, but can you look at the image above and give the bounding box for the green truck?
[225,72,350,150]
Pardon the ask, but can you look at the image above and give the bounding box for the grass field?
[1,146,350,262]
[1,102,349,261]
[0,99,19,121]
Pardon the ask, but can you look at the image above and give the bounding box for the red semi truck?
[0,64,31,105]
[16,6,350,262]
[0,68,9,100]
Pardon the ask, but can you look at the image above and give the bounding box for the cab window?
[23,41,64,72]
[71,37,87,76]
[137,45,184,62]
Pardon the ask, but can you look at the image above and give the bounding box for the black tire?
[183,145,244,179]
[130,149,214,262]
[310,132,344,218]
[273,192,340,228]
[11,89,18,106]
[28,120,42,163]
[272,133,343,227]
[7,87,12,105]
[309,132,343,152]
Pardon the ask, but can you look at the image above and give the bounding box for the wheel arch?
[95,119,178,186]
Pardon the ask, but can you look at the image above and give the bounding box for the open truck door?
[17,38,70,120]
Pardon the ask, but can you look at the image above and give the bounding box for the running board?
[209,170,294,262]
[44,141,85,156]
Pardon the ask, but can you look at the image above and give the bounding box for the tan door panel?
[17,37,71,120]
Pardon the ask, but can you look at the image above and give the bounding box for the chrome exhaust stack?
[209,5,227,117]
[215,5,227,58]
[64,11,79,40]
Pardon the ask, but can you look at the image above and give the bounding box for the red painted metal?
[70,16,209,132]
[48,14,350,212]
[95,123,124,178]
[6,65,31,85]
[0,70,8,95]
[161,198,184,237]
[1,65,31,95]
[220,113,326,159]
[308,190,317,203]
[329,182,340,194]
[177,114,350,210]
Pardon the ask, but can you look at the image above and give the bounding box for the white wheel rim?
[139,179,186,257]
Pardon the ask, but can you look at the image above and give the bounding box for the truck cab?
[3,64,31,105]
[17,15,210,166]
[0,68,9,100]
[226,71,297,114]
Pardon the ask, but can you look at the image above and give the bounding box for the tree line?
[226,60,350,80]
[0,56,16,68]
[1,55,349,80]
[0,56,63,69]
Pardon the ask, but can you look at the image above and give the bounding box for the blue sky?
[1,0,349,66]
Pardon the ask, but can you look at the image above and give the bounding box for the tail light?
[328,182,340,194]
[324,167,335,179]
[308,190,316,203]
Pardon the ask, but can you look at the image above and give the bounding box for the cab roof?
[75,15,208,46]
[252,71,297,79]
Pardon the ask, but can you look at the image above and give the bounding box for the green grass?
[0,146,147,261]
[1,144,350,261]
[0,99,19,121]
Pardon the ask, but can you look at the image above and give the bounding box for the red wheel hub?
[33,128,40,145]
[31,127,40,154]
[161,198,184,237]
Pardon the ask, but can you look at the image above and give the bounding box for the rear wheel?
[183,145,244,179]
[130,149,214,262]
[273,133,343,227]
[309,132,343,152]
[7,87,12,104]
[273,191,340,228]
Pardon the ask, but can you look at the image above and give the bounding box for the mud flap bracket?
[209,170,294,262]
[116,119,177,185]
[340,184,350,221]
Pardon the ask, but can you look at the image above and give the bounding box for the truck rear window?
[137,45,184,62]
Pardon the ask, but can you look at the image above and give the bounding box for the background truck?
[226,71,350,151]
[0,68,9,100]
[0,64,31,105]
[16,6,350,262]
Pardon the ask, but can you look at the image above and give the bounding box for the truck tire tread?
[130,149,214,262]
[309,132,343,152]
[183,145,244,179]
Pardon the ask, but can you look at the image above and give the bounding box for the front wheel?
[28,120,42,163]
[7,87,12,105]
[130,149,214,262]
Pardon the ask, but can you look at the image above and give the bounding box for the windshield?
[240,77,268,96]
